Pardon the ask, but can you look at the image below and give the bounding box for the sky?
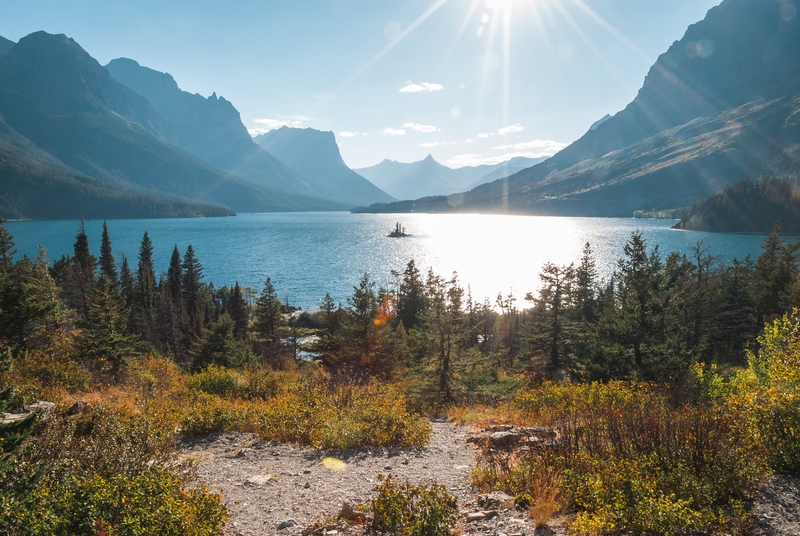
[1,0,722,169]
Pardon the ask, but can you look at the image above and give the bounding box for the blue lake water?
[6,213,769,310]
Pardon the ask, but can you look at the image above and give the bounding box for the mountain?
[253,127,394,206]
[356,0,800,216]
[105,58,323,199]
[355,155,544,200]
[0,32,345,217]
[0,36,14,59]
[674,176,800,234]
[0,115,231,220]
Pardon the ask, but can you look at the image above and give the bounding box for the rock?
[278,518,299,530]
[466,511,498,522]
[67,400,90,415]
[2,401,55,423]
[339,502,360,522]
[478,491,515,510]
[304,482,311,489]
[245,474,273,486]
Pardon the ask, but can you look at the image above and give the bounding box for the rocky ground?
[179,421,798,536]
[179,421,567,536]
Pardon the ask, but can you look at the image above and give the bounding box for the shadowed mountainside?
[105,58,328,200]
[254,126,394,206]
[0,32,346,218]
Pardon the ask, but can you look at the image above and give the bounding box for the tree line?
[1,218,799,404]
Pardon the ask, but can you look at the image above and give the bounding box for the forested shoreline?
[2,217,800,534]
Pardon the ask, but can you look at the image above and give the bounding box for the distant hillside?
[254,127,394,206]
[356,0,800,216]
[105,58,325,200]
[0,115,231,220]
[0,32,345,217]
[0,36,14,59]
[674,177,800,234]
[355,155,543,200]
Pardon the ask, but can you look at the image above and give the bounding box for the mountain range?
[354,155,544,200]
[0,32,392,220]
[253,127,394,206]
[355,0,800,217]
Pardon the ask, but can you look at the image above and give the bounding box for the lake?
[6,213,770,310]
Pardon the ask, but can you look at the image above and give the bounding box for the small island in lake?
[388,222,411,237]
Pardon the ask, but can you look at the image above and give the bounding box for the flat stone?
[245,474,273,486]
[277,518,299,530]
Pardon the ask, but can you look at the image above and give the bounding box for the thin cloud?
[492,140,567,152]
[420,141,444,147]
[478,133,489,138]
[383,128,406,136]
[249,118,303,136]
[339,131,357,137]
[399,82,444,93]
[404,122,439,133]
[497,124,524,135]
[447,152,553,168]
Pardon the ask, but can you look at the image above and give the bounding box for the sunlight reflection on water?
[7,212,768,310]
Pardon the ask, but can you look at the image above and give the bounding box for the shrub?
[187,365,239,398]
[471,381,767,535]
[370,474,458,536]
[3,404,227,536]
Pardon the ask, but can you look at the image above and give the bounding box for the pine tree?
[73,217,96,279]
[616,231,663,371]
[0,219,16,269]
[526,262,574,374]
[133,232,156,339]
[99,220,117,284]
[78,275,137,376]
[230,282,249,340]
[119,255,134,306]
[396,259,426,330]
[167,245,184,306]
[182,245,204,334]
[254,277,283,343]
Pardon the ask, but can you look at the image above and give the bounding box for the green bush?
[370,474,458,536]
[2,405,227,535]
[187,365,239,398]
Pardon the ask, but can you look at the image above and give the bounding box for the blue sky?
[1,0,721,169]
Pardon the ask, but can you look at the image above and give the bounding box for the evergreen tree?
[615,231,663,372]
[396,259,426,330]
[191,314,239,370]
[133,232,156,339]
[119,255,134,306]
[348,272,378,348]
[572,242,598,321]
[78,275,137,376]
[526,262,574,375]
[182,245,204,334]
[230,282,249,340]
[98,220,117,284]
[753,220,799,323]
[73,217,96,279]
[167,245,184,308]
[254,277,283,343]
[0,219,16,269]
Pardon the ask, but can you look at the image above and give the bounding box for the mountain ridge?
[355,0,800,216]
[254,126,394,206]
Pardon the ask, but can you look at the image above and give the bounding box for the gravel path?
[180,422,798,536]
[180,421,549,536]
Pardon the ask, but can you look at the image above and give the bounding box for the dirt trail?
[181,422,798,536]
